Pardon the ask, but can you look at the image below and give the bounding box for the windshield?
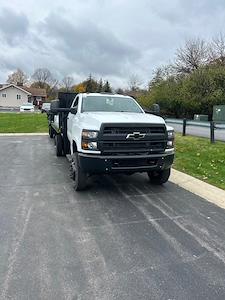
[82,96,143,113]
[23,103,33,106]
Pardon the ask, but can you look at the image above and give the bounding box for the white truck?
[49,92,175,190]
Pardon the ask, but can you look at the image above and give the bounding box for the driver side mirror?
[70,107,77,115]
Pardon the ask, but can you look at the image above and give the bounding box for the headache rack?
[48,92,77,155]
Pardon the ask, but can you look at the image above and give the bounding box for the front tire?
[71,153,87,191]
[55,134,64,157]
[148,168,171,185]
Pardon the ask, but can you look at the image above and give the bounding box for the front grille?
[99,124,167,155]
[103,126,165,135]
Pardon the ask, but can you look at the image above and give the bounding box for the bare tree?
[148,64,176,90]
[175,38,209,74]
[32,68,56,89]
[148,67,164,90]
[31,68,58,98]
[62,76,74,91]
[7,68,28,85]
[128,74,142,91]
[209,33,225,65]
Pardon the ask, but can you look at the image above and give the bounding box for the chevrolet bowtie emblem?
[126,131,146,140]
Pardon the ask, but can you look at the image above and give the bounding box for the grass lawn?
[0,112,48,133]
[174,133,225,190]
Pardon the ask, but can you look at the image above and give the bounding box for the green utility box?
[194,114,208,121]
[213,105,225,123]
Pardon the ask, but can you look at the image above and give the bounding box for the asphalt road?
[166,122,225,141]
[1,136,225,300]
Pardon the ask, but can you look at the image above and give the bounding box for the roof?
[82,93,130,98]
[0,84,32,95]
[22,86,47,97]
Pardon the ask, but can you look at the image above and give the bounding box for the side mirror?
[151,103,160,115]
[70,107,77,114]
[144,103,161,116]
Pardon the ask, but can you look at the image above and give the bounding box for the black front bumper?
[78,152,174,174]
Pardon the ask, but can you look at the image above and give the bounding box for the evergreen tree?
[85,74,94,92]
[103,80,112,92]
[85,74,98,92]
[97,78,103,92]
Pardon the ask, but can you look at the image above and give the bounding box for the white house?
[0,84,32,107]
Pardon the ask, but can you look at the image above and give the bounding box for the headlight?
[81,130,99,150]
[167,130,174,139]
[167,130,175,148]
[82,130,98,139]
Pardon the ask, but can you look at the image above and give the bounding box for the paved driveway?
[1,136,225,300]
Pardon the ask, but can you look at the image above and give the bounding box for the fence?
[166,118,225,144]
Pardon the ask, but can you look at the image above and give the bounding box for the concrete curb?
[0,133,48,136]
[170,169,225,210]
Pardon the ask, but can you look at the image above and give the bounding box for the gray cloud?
[0,8,29,46]
[39,13,141,77]
[1,1,225,87]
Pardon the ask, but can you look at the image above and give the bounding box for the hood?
[80,112,166,130]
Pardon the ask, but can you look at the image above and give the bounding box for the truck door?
[67,95,79,142]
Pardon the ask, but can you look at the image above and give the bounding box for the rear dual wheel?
[49,126,54,138]
[55,134,64,157]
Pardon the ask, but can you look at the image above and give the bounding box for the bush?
[140,64,225,119]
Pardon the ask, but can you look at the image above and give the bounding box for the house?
[0,84,32,107]
[0,84,47,108]
[22,86,47,106]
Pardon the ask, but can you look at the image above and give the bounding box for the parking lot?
[1,136,225,299]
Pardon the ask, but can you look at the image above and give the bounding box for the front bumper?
[78,150,174,174]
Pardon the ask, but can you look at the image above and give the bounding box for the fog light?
[82,141,98,150]
[167,141,173,147]
[88,142,97,150]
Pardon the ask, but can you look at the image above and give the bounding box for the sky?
[0,0,225,88]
